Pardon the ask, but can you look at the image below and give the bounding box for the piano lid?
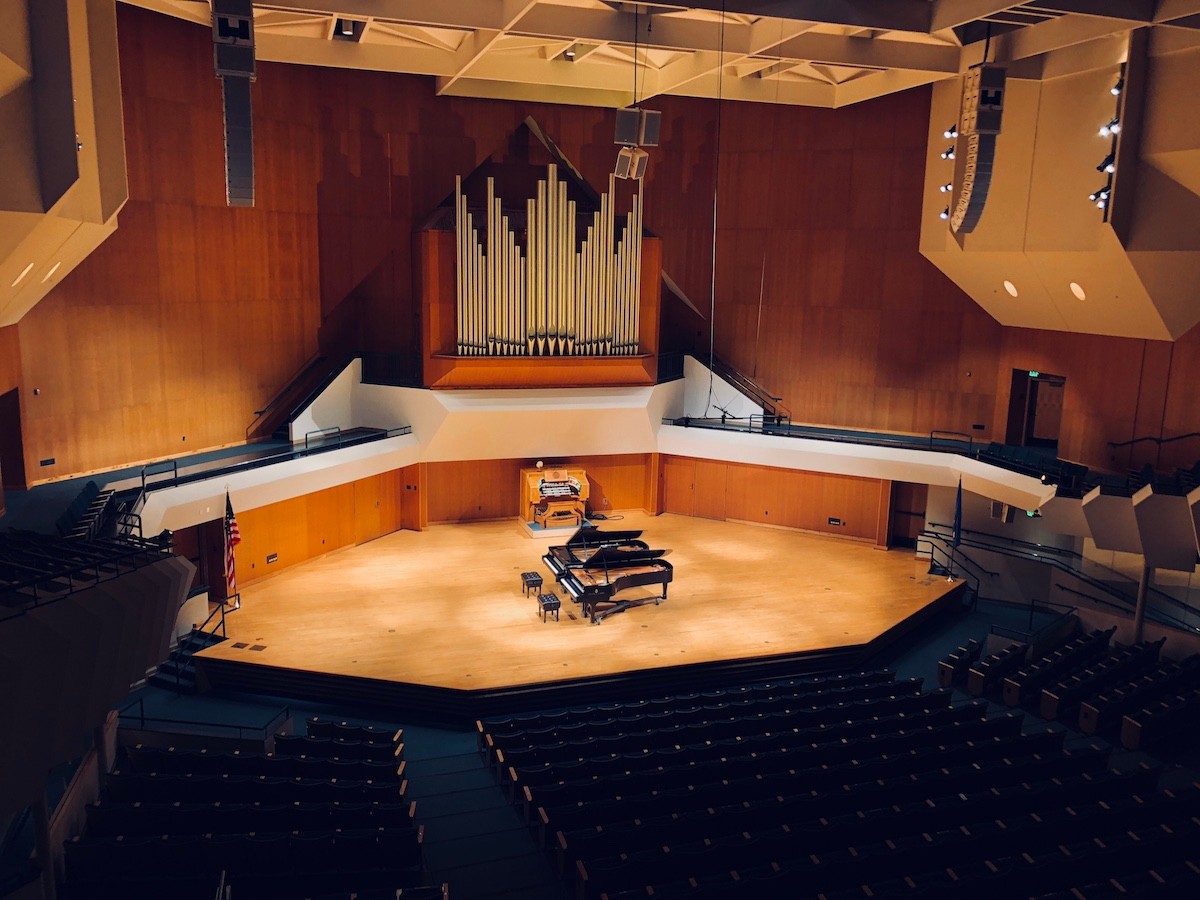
[581,547,671,570]
[564,525,644,547]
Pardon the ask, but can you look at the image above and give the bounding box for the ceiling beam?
[656,1,934,34]
[437,0,539,94]
[773,31,962,72]
[930,1,1022,32]
[982,11,1135,61]
[1021,1,1156,22]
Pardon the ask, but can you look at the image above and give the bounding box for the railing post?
[1133,564,1153,643]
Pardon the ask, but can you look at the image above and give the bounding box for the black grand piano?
[542,526,673,624]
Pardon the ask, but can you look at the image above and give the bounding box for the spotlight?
[1088,186,1110,202]
[939,182,952,193]
[1099,117,1120,138]
[939,207,949,220]
[940,147,955,160]
[1096,197,1108,210]
[1098,152,1115,174]
[943,123,958,139]
[1111,77,1124,96]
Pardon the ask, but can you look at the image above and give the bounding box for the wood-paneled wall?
[426,454,652,524]
[231,469,406,586]
[0,325,21,501]
[659,455,887,543]
[11,5,1200,485]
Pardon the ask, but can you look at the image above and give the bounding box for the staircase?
[150,627,226,694]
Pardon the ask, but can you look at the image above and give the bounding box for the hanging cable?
[703,1,727,417]
[753,16,786,381]
[632,4,639,107]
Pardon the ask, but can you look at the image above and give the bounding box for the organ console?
[543,526,673,624]
[520,466,589,528]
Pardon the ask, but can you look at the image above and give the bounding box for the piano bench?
[538,593,562,622]
[521,571,544,596]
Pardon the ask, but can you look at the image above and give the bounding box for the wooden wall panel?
[669,456,884,542]
[426,459,524,524]
[10,4,1200,486]
[231,471,406,586]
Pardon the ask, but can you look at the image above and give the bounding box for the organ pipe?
[453,165,643,357]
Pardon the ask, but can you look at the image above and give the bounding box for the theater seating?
[63,721,431,900]
[477,668,1200,900]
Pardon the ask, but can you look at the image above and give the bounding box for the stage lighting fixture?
[1098,152,1115,174]
[939,182,952,193]
[1111,77,1124,96]
[1099,117,1120,138]
[943,123,958,138]
[939,207,949,220]
[940,147,955,160]
[1088,185,1110,202]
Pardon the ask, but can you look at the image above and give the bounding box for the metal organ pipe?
[454,164,642,356]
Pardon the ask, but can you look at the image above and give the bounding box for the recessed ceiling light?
[1003,280,1018,297]
[11,262,34,287]
[41,261,62,283]
[1069,282,1086,301]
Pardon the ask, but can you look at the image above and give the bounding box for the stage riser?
[196,649,865,723]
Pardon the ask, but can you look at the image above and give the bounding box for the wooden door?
[662,457,696,516]
[693,460,728,520]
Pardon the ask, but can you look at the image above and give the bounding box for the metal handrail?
[928,521,1200,623]
[916,536,981,605]
[118,697,290,741]
[170,597,231,693]
[1108,431,1200,450]
[929,430,973,451]
[141,459,179,493]
[304,426,342,452]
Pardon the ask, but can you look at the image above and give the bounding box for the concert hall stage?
[194,512,963,719]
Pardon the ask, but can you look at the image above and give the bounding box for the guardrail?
[118,697,290,742]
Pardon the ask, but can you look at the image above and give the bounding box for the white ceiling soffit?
[118,1,1200,109]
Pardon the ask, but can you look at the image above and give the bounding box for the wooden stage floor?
[195,512,959,701]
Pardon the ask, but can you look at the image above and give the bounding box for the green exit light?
[1028,370,1040,378]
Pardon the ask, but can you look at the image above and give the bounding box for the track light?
[940,147,955,160]
[1096,197,1108,210]
[1099,117,1120,138]
[943,123,958,139]
[1111,77,1124,96]
[1098,152,1115,174]
[1088,185,1110,202]
[939,182,952,193]
[939,207,949,220]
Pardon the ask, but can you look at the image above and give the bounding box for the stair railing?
[170,598,231,693]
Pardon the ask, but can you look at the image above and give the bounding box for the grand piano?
[542,526,673,624]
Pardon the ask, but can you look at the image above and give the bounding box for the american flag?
[224,492,242,602]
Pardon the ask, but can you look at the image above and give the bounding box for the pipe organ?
[454,164,643,357]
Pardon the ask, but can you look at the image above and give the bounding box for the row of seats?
[1002,627,1116,707]
[1040,638,1166,721]
[966,640,1027,695]
[276,733,404,763]
[935,638,980,687]
[498,692,968,784]
[486,677,930,767]
[1080,652,1200,735]
[124,743,404,782]
[85,798,417,837]
[477,668,899,740]
[104,770,408,805]
[307,717,401,745]
[1122,687,1200,750]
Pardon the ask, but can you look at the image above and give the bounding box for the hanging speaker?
[614,146,635,179]
[615,107,640,145]
[629,147,649,179]
[638,109,662,147]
